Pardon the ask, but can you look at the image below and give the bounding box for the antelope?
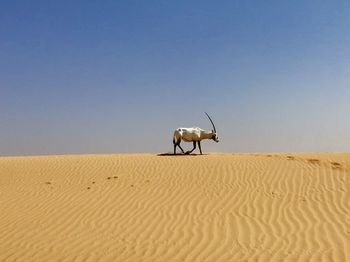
[173,112,219,155]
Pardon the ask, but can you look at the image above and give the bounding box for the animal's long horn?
[204,112,216,133]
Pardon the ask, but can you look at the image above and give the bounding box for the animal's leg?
[198,141,202,154]
[174,144,177,155]
[187,141,196,154]
[177,143,185,154]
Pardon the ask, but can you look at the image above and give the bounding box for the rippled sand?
[0,153,349,261]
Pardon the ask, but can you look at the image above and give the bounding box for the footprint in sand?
[286,156,295,160]
[113,176,118,179]
[331,162,342,169]
[307,159,320,164]
[270,191,283,199]
[45,182,52,185]
[87,187,91,190]
[299,196,307,202]
[107,177,111,180]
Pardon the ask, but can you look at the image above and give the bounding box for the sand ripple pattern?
[0,153,349,261]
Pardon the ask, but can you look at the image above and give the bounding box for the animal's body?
[173,127,213,143]
[172,113,219,155]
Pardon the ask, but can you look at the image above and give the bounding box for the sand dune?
[0,153,349,261]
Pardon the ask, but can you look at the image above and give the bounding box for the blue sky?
[1,1,350,155]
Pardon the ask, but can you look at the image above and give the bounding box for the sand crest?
[0,153,349,261]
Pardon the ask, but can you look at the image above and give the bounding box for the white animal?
[173,112,219,155]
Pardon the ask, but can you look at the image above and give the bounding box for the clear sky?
[1,1,350,155]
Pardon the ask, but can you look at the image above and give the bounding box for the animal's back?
[173,127,202,142]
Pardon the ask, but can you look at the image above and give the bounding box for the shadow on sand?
[157,153,207,156]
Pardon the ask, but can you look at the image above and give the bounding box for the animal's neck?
[201,130,213,140]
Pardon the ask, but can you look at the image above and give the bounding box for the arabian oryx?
[173,112,219,155]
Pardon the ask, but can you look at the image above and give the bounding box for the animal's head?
[205,112,219,143]
[211,131,220,143]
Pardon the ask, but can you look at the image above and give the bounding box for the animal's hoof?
[184,151,190,155]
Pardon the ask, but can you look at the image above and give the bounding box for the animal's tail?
[173,131,178,145]
[173,129,180,145]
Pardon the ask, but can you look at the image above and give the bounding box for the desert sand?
[0,153,349,261]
